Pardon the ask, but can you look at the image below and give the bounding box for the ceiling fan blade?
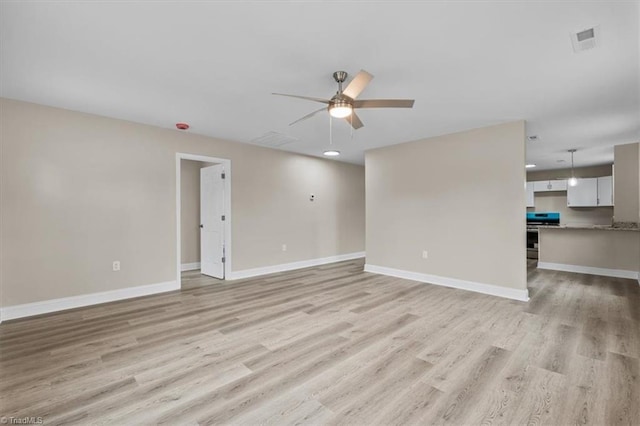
[345,112,364,129]
[342,70,374,99]
[353,99,415,108]
[273,93,330,104]
[289,107,327,126]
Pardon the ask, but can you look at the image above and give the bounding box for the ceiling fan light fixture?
[329,101,352,118]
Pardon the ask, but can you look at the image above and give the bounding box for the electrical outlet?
[422,250,428,259]
[112,261,120,271]
[282,244,287,252]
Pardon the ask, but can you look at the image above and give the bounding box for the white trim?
[0,281,179,321]
[176,153,232,288]
[181,262,201,272]
[537,262,640,280]
[227,252,366,280]
[363,264,529,302]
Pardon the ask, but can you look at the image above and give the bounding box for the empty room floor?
[1,260,638,425]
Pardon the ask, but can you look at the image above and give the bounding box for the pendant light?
[568,149,578,187]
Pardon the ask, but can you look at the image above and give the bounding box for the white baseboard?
[537,262,640,280]
[364,264,529,302]
[181,262,201,272]
[227,252,366,280]
[0,280,179,322]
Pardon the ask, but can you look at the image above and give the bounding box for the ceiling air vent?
[571,26,599,53]
[250,131,299,148]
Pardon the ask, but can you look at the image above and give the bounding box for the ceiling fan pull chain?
[329,112,333,146]
[350,115,354,140]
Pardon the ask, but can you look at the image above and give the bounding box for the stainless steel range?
[526,212,560,259]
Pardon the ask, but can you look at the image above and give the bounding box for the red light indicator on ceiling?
[176,122,190,130]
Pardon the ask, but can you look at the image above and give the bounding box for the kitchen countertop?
[538,224,640,232]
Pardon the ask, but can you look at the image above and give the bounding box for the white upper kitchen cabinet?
[567,178,598,207]
[533,179,568,192]
[597,176,613,206]
[526,182,535,207]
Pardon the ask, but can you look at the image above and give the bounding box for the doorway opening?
[176,153,231,289]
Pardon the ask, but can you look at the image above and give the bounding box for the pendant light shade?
[568,149,578,186]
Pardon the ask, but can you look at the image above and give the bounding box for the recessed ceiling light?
[525,164,536,168]
[527,135,538,141]
[323,150,340,157]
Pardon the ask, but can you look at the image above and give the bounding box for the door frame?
[176,153,232,287]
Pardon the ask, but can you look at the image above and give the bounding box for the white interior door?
[200,164,225,278]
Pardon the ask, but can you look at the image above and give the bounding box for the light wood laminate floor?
[1,259,639,425]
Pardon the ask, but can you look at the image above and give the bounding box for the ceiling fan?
[273,70,415,129]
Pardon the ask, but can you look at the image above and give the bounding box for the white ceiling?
[1,1,639,169]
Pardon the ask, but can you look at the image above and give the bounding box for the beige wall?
[0,98,365,306]
[539,229,639,272]
[614,143,640,223]
[365,121,527,291]
[180,160,215,264]
[527,165,614,226]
